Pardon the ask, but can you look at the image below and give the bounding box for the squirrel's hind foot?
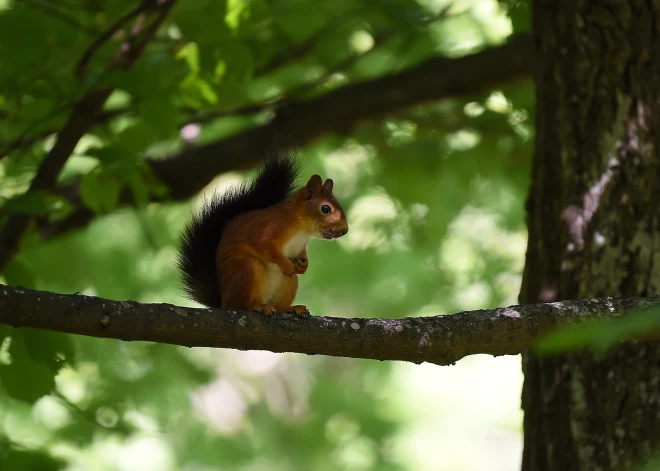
[255,304,277,316]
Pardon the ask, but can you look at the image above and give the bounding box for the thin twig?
[21,0,97,35]
[111,0,176,71]
[258,5,368,75]
[0,107,132,162]
[75,1,151,78]
[186,5,461,125]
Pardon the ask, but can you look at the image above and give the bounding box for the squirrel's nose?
[341,227,348,236]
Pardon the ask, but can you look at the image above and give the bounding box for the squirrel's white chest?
[282,231,312,258]
[261,231,311,304]
[263,263,284,304]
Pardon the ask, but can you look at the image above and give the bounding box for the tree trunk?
[520,1,660,470]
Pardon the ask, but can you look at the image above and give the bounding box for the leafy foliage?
[0,0,532,469]
[535,305,660,357]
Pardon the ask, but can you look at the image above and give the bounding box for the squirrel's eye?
[321,204,332,214]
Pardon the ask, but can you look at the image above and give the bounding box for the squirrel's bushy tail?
[176,152,300,308]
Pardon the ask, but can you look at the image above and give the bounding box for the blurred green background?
[0,0,533,469]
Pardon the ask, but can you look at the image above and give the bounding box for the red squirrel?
[176,153,349,316]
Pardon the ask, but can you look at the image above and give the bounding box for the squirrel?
[176,152,349,316]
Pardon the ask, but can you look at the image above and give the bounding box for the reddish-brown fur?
[216,174,348,316]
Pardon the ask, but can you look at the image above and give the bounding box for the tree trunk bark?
[520,1,660,470]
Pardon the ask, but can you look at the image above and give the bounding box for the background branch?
[22,0,97,35]
[151,34,534,200]
[0,88,113,270]
[34,33,534,242]
[75,0,150,78]
[0,284,656,366]
[0,0,178,273]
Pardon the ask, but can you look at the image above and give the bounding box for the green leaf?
[115,123,158,155]
[501,0,530,34]
[222,43,254,83]
[0,447,65,471]
[2,257,35,288]
[1,190,70,216]
[173,0,230,45]
[0,8,54,67]
[127,173,150,208]
[225,0,249,31]
[90,146,139,174]
[23,329,76,372]
[176,42,201,74]
[0,328,59,403]
[79,169,122,214]
[535,306,660,356]
[139,97,179,137]
[2,151,45,179]
[19,97,53,121]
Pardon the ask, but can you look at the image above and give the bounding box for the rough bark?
[521,1,660,470]
[1,284,658,367]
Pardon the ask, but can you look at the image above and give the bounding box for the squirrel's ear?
[305,174,322,199]
[322,178,333,192]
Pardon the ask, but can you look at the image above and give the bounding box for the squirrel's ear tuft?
[305,174,322,199]
[322,178,333,192]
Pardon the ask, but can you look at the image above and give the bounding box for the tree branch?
[190,4,459,124]
[22,0,97,35]
[256,5,368,75]
[150,33,534,200]
[34,33,534,242]
[1,284,656,366]
[0,0,178,273]
[76,1,149,78]
[0,88,113,270]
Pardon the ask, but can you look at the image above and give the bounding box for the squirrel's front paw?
[281,261,296,277]
[289,305,310,316]
[290,256,308,274]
